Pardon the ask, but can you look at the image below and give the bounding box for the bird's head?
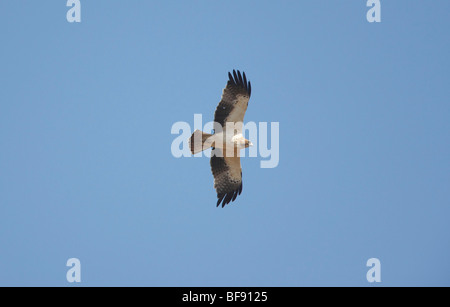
[244,139,253,148]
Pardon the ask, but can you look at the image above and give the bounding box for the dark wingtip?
[232,191,238,202]
[229,69,251,97]
[217,194,225,207]
[216,184,243,208]
[237,70,243,85]
[243,72,248,91]
[233,70,238,85]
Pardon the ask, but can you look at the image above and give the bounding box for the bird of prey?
[188,70,253,207]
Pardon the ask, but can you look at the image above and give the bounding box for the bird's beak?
[249,141,254,147]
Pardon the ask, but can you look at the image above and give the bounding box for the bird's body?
[188,70,252,207]
[209,132,248,151]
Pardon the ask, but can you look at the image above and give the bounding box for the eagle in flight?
[188,70,253,207]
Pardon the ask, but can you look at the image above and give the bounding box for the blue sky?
[0,1,449,286]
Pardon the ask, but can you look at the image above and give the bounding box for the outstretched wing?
[210,148,243,207]
[214,70,251,127]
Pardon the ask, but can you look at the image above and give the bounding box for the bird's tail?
[188,130,214,154]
